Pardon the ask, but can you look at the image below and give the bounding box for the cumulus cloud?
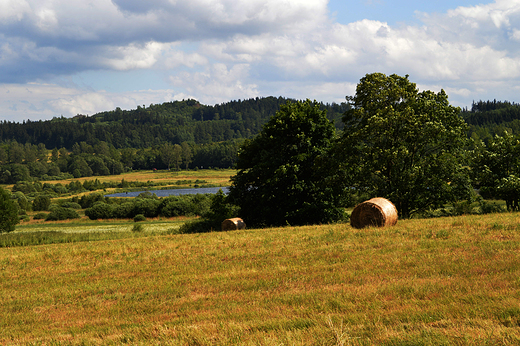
[0,83,182,121]
[2,0,520,121]
[169,63,259,104]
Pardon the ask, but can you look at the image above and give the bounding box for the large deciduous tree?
[228,99,346,227]
[339,73,471,218]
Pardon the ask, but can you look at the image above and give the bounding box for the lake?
[105,186,229,198]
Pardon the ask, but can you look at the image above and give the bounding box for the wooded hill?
[462,99,520,142]
[0,97,348,149]
[1,97,520,150]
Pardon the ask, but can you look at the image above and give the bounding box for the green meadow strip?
[0,213,520,344]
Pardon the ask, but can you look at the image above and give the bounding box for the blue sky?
[1,0,519,122]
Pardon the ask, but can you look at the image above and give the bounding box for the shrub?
[33,195,51,211]
[133,214,146,222]
[85,202,114,220]
[113,202,135,219]
[79,193,105,209]
[132,224,144,232]
[60,202,82,209]
[33,212,48,220]
[133,199,160,218]
[0,187,19,233]
[45,207,80,221]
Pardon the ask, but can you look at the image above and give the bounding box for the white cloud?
[3,0,520,121]
[169,63,259,104]
[0,83,182,121]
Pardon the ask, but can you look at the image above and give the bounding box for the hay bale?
[221,217,246,231]
[350,197,398,229]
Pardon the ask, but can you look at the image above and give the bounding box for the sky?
[1,0,520,122]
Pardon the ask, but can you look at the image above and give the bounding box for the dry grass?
[40,169,235,187]
[1,213,520,345]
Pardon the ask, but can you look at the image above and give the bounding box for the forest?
[0,97,349,184]
[0,92,519,212]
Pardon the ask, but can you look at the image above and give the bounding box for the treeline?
[0,97,348,149]
[0,139,241,184]
[463,100,520,143]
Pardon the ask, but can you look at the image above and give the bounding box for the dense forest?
[0,97,349,183]
[462,99,520,142]
[0,97,347,149]
[1,95,520,186]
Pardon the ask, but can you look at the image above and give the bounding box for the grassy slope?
[1,213,520,345]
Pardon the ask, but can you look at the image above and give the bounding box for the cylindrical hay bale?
[350,197,398,229]
[221,217,246,231]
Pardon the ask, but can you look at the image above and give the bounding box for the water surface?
[105,186,229,198]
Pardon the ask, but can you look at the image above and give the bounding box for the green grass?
[1,213,520,344]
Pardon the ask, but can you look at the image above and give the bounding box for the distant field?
[40,169,236,186]
[1,213,520,345]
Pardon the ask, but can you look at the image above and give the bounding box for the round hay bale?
[221,217,246,231]
[350,197,398,229]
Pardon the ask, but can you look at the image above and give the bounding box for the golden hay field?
[1,212,520,345]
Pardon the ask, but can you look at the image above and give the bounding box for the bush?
[45,207,80,221]
[0,187,19,233]
[19,215,30,222]
[79,193,105,209]
[85,202,114,220]
[133,199,160,218]
[33,195,51,211]
[60,202,82,209]
[132,224,144,232]
[133,214,146,222]
[33,212,48,220]
[480,201,506,214]
[113,202,135,219]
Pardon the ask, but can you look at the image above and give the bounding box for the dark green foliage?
[85,202,114,220]
[59,202,81,209]
[83,193,212,220]
[470,132,520,210]
[45,207,80,221]
[33,212,48,220]
[133,214,146,222]
[132,199,161,218]
[79,193,105,209]
[205,189,238,224]
[12,191,30,211]
[229,99,346,227]
[339,73,470,218]
[113,202,135,219]
[132,223,144,232]
[0,187,19,233]
[33,195,51,211]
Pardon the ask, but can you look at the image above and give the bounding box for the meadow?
[1,212,520,345]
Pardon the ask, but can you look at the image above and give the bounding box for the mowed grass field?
[1,213,520,345]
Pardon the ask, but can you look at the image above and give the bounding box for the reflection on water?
[105,186,229,198]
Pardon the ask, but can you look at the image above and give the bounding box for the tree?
[0,187,19,233]
[470,132,520,210]
[228,99,346,227]
[33,195,51,211]
[181,142,192,169]
[339,73,470,218]
[161,143,179,170]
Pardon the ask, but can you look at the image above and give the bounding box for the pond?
[105,186,229,198]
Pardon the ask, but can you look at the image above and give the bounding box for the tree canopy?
[339,73,471,218]
[0,187,19,233]
[228,99,346,227]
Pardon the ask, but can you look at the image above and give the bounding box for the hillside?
[0,97,349,150]
[462,100,520,142]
